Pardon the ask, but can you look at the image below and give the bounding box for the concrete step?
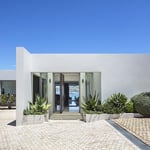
[50,112,83,120]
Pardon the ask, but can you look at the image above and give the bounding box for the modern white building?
[15,47,150,125]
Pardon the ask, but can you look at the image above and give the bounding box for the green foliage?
[23,95,51,115]
[102,93,127,114]
[8,95,15,104]
[131,92,150,102]
[102,102,116,114]
[132,92,150,117]
[0,94,7,104]
[0,94,15,108]
[124,101,134,113]
[81,93,102,114]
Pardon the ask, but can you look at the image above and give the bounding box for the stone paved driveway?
[114,118,150,146]
[0,119,139,150]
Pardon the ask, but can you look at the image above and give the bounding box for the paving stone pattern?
[114,118,150,146]
[0,119,139,150]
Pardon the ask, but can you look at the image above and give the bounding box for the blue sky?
[0,0,150,69]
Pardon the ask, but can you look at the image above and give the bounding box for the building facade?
[16,47,150,125]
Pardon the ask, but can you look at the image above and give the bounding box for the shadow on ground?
[8,120,16,126]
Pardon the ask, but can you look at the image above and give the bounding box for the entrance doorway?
[54,73,80,113]
[32,72,101,117]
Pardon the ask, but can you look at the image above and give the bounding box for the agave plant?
[81,92,102,114]
[24,95,51,115]
[102,93,127,114]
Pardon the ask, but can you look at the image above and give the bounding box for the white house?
[16,47,150,125]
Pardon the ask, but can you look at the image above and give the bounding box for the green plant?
[23,95,51,115]
[81,93,102,114]
[124,100,134,113]
[0,94,15,109]
[102,102,116,114]
[132,92,150,117]
[0,94,7,105]
[102,93,127,114]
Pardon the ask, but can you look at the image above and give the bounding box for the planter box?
[23,114,49,125]
[85,114,120,122]
[85,114,110,122]
[109,114,120,119]
[84,113,142,122]
[44,113,49,122]
[120,113,143,118]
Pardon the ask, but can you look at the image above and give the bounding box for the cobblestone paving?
[114,118,150,146]
[0,120,139,150]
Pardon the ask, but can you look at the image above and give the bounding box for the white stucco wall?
[16,47,32,125]
[80,72,86,108]
[0,70,16,80]
[93,72,101,99]
[101,54,150,101]
[16,47,150,125]
[47,73,54,114]
[31,53,150,100]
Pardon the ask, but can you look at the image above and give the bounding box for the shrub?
[0,94,7,105]
[24,95,51,115]
[131,92,150,113]
[102,102,116,114]
[124,101,134,113]
[132,92,150,117]
[102,93,127,114]
[0,94,15,109]
[81,93,102,114]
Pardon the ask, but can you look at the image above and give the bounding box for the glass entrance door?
[54,73,65,113]
[54,73,80,113]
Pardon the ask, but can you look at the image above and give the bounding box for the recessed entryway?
[54,73,80,113]
[32,72,101,120]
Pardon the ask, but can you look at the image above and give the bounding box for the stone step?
[50,112,83,120]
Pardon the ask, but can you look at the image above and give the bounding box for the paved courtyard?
[114,118,150,146]
[0,110,139,150]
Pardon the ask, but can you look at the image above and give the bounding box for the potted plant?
[23,95,51,125]
[81,92,130,122]
[81,92,103,122]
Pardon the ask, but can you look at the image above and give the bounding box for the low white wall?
[0,110,16,120]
